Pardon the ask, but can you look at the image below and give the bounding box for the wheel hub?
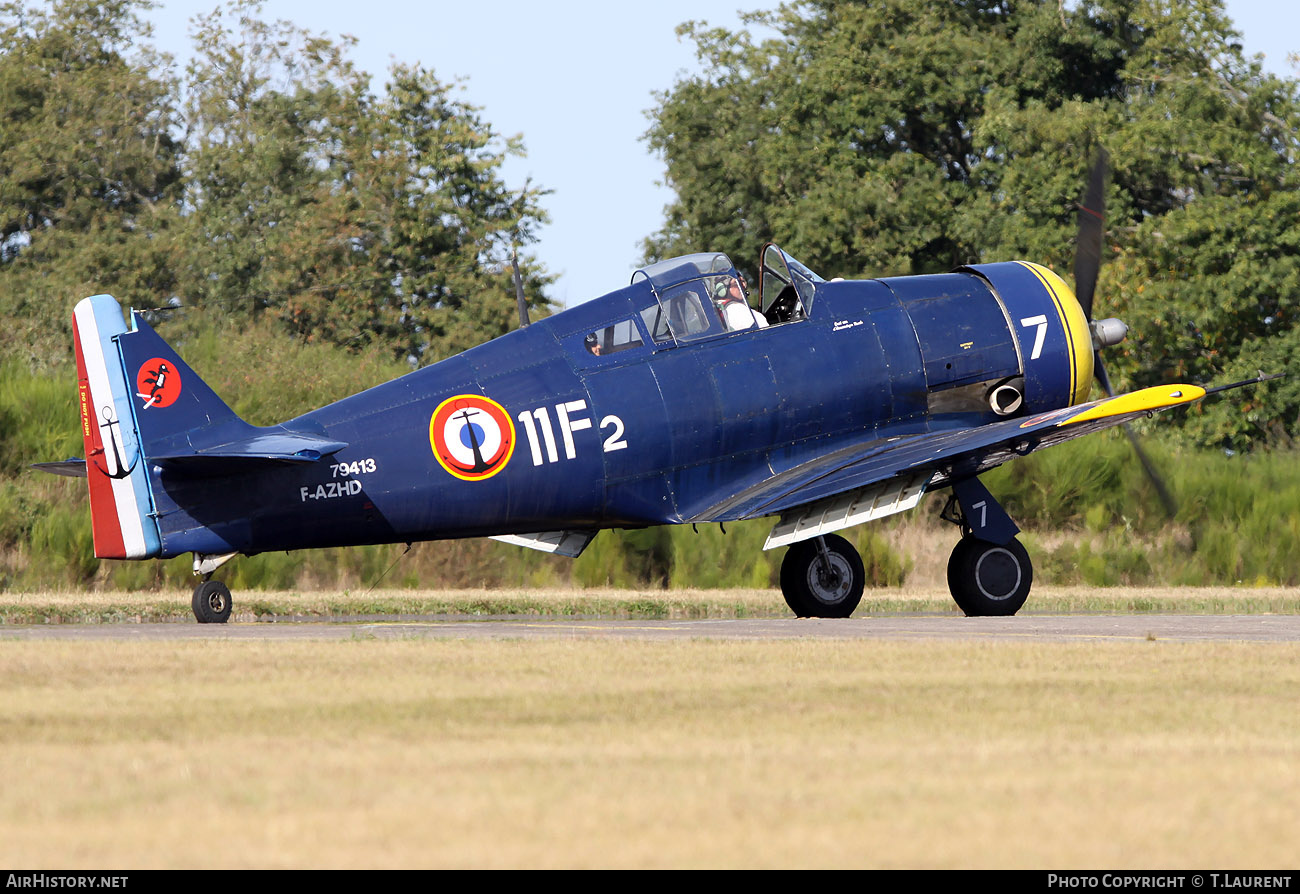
[973,547,1022,601]
[807,554,853,604]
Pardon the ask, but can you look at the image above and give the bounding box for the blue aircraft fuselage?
[136,257,1091,560]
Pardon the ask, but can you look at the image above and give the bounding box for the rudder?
[72,295,161,559]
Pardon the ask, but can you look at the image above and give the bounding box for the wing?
[683,384,1206,545]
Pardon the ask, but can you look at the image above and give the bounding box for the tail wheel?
[780,534,865,618]
[947,536,1032,617]
[192,580,232,624]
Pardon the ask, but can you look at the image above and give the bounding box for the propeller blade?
[1074,152,1175,519]
[1096,355,1178,518]
[1074,149,1109,322]
[1120,422,1178,520]
[511,246,530,329]
[1094,351,1116,398]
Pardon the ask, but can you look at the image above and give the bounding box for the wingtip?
[1062,384,1206,427]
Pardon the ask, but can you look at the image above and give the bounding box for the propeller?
[1073,150,1178,519]
[1073,148,1107,322]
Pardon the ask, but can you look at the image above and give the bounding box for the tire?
[946,536,1032,617]
[192,580,233,624]
[780,534,865,618]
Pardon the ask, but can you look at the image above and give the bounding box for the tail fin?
[71,295,346,561]
[110,304,244,456]
[112,310,346,466]
[72,296,162,559]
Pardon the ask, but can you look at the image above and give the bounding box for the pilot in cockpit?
[712,274,769,331]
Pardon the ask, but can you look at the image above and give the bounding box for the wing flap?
[490,530,596,558]
[763,471,931,550]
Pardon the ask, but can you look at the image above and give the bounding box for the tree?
[177,1,551,364]
[646,0,1300,450]
[0,0,181,363]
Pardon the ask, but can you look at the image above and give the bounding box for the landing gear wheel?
[780,534,865,618]
[192,580,232,624]
[947,536,1032,617]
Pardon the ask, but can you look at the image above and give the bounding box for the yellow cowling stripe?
[1016,262,1095,406]
[1062,384,1205,426]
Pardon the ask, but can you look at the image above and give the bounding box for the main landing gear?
[946,533,1032,616]
[777,475,1034,618]
[780,533,865,618]
[939,476,1033,617]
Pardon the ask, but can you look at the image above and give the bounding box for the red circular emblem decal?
[135,358,182,409]
[429,395,516,481]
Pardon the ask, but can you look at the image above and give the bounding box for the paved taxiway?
[3,615,1300,643]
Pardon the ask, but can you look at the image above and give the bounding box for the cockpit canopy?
[631,252,744,344]
[758,243,822,322]
[631,252,737,290]
[568,245,826,361]
[627,245,822,345]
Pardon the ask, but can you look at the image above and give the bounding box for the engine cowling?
[961,261,1096,415]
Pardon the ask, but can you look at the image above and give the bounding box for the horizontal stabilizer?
[30,459,88,478]
[148,428,348,466]
[38,430,349,476]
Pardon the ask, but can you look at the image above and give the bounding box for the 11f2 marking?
[517,400,626,466]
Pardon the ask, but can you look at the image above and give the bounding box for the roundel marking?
[429,394,516,481]
[135,358,182,409]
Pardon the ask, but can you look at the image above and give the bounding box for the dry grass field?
[4,584,1300,623]
[1,623,1299,868]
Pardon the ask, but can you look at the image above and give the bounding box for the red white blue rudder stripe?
[72,295,161,559]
